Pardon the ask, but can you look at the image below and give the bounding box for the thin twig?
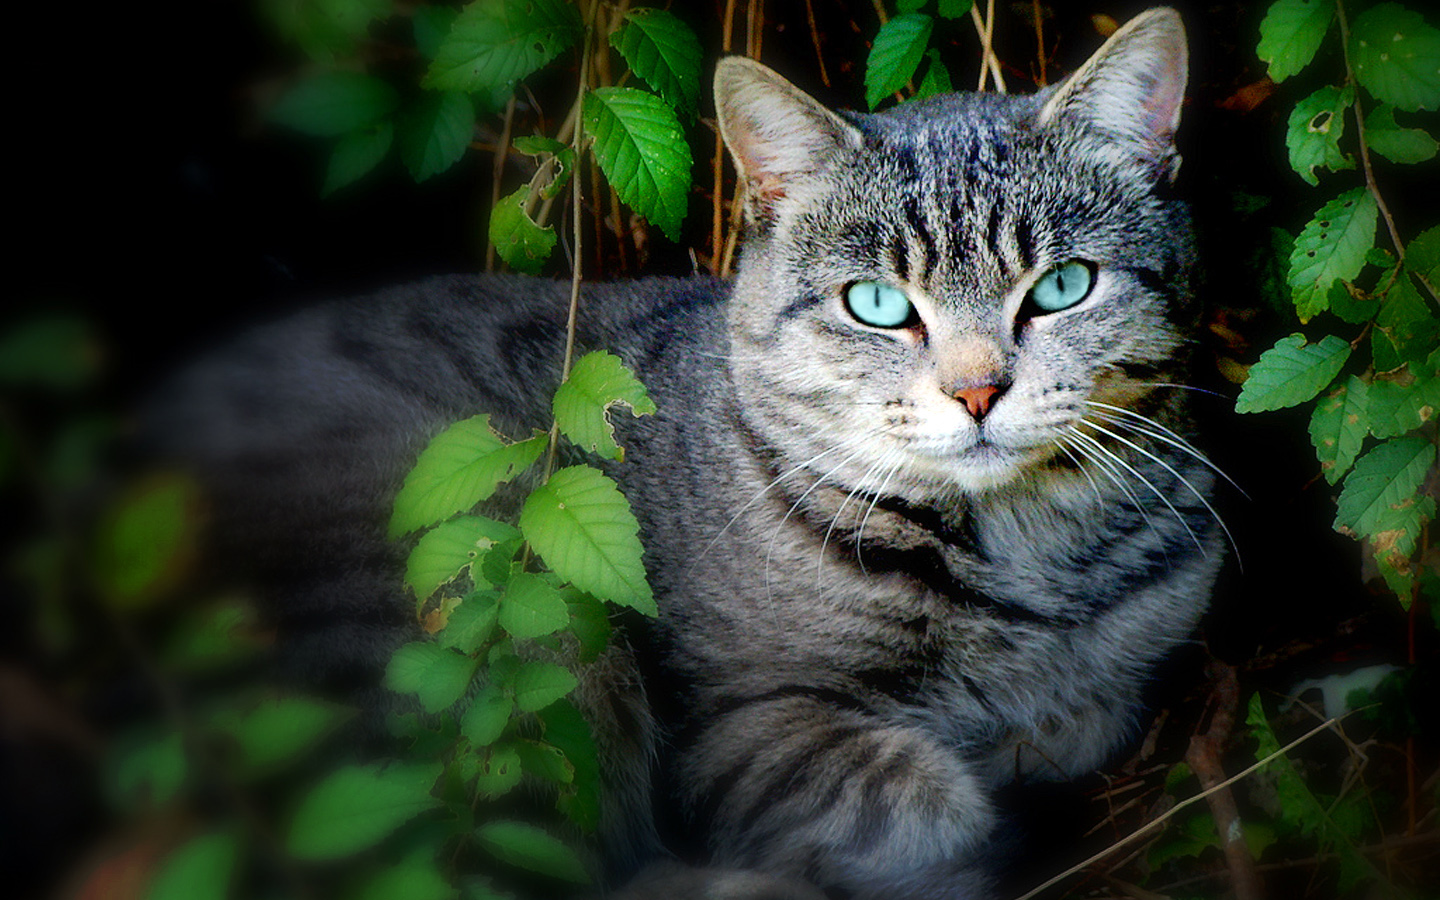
[1010,713,1349,900]
[486,93,517,271]
[1031,0,1047,85]
[803,0,830,87]
[971,0,1007,93]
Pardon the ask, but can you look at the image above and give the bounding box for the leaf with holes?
[405,515,515,603]
[1349,2,1440,112]
[1365,104,1438,164]
[583,87,691,242]
[866,13,934,109]
[1309,376,1369,484]
[400,90,475,182]
[390,416,545,537]
[520,466,654,613]
[1258,0,1335,82]
[1236,334,1351,413]
[490,185,557,274]
[425,0,582,92]
[1286,85,1354,185]
[553,351,656,461]
[1288,188,1378,321]
[1335,436,1436,540]
[611,8,702,117]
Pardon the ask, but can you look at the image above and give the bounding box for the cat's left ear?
[1038,7,1187,180]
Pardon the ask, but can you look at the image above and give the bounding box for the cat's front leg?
[678,692,996,899]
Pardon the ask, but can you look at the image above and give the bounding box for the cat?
[143,7,1223,899]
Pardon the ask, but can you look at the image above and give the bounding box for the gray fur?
[145,9,1220,899]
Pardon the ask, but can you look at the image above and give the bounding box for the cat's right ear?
[714,58,863,221]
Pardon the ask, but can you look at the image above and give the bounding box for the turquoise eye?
[1028,261,1095,313]
[845,281,914,328]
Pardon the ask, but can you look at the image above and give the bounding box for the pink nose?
[954,384,1000,420]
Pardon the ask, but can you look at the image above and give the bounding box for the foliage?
[1241,0,1440,605]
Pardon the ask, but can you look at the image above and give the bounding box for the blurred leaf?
[583,87,691,242]
[1349,3,1440,112]
[473,744,523,797]
[425,0,582,92]
[611,8,702,117]
[107,729,186,812]
[937,0,973,17]
[1286,84,1353,185]
[1235,334,1351,413]
[866,13,934,109]
[324,121,393,195]
[145,831,239,900]
[514,739,573,784]
[385,642,479,713]
[414,5,460,59]
[0,315,98,390]
[261,0,390,61]
[1289,188,1378,320]
[353,848,458,900]
[461,684,512,747]
[1309,376,1369,484]
[210,695,355,772]
[1258,0,1334,82]
[401,91,475,182]
[475,820,590,884]
[271,72,398,137]
[552,351,656,461]
[92,475,199,610]
[287,761,444,860]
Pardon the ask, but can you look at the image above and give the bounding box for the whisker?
[816,448,895,591]
[1063,428,1162,540]
[855,451,906,576]
[1066,427,1204,555]
[1083,401,1249,499]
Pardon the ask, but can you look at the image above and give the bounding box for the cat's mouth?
[906,434,1055,491]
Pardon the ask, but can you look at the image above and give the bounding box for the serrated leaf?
[866,13,934,109]
[1350,3,1440,112]
[401,91,475,182]
[1236,334,1352,413]
[611,8,702,117]
[425,0,582,93]
[514,739,574,784]
[211,695,355,772]
[511,135,575,200]
[146,831,239,900]
[287,761,443,860]
[519,466,654,613]
[1289,188,1379,320]
[461,683,513,746]
[406,516,511,603]
[498,573,570,639]
[1367,375,1440,438]
[1258,0,1334,82]
[1365,103,1438,164]
[390,416,545,537]
[271,72,398,137]
[475,820,590,883]
[441,590,501,652]
[473,743,523,796]
[384,642,479,713]
[1373,495,1435,600]
[914,50,953,100]
[489,185,557,274]
[1286,85,1354,185]
[324,121,394,195]
[1376,273,1440,367]
[552,351,656,461]
[1407,226,1440,286]
[513,661,578,712]
[1309,376,1369,484]
[583,87,691,242]
[1335,436,1435,539]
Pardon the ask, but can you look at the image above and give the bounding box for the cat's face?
[717,9,1194,497]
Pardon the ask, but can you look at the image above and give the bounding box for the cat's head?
[715,8,1196,497]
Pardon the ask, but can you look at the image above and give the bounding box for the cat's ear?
[1038,7,1187,178]
[715,57,863,220]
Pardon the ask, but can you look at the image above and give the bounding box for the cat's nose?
[954,384,1002,420]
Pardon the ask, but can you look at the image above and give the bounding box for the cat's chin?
[917,442,1051,494]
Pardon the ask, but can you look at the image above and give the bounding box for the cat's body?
[145,9,1222,899]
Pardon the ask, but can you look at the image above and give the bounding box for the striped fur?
[145,9,1220,900]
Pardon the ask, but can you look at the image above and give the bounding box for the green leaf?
[583,87,691,242]
[511,135,575,200]
[475,820,590,884]
[353,849,458,900]
[1288,188,1379,321]
[460,684,513,747]
[211,695,355,772]
[489,185,557,274]
[1257,0,1334,82]
[441,591,501,653]
[498,573,571,639]
[107,729,186,811]
[1349,3,1440,112]
[514,739,574,784]
[519,465,654,613]
[271,72,398,137]
[1364,103,1439,164]
[1309,376,1369,484]
[1236,334,1351,413]
[1366,375,1440,438]
[384,642,479,713]
[0,315,98,390]
[146,831,239,900]
[425,0,583,92]
[1286,85,1353,185]
[1335,436,1436,539]
[1376,274,1440,368]
[323,121,394,195]
[564,590,612,663]
[160,601,262,673]
[287,761,443,860]
[866,13,934,109]
[611,8,702,117]
[897,0,929,12]
[1407,226,1440,287]
[513,661,578,712]
[390,416,545,538]
[413,5,459,59]
[92,475,199,610]
[914,50,953,100]
[261,0,390,62]
[552,351,656,461]
[405,516,511,603]
[401,91,475,182]
[472,743,523,796]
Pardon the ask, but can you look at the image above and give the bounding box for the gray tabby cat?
[146,8,1222,899]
